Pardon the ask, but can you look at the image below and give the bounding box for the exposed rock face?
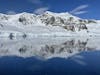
[0,11,99,36]
[38,12,95,32]
[18,13,36,25]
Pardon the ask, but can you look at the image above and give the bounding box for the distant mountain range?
[0,11,100,37]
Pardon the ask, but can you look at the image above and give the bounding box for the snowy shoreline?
[0,32,100,39]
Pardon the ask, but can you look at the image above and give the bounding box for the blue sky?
[0,0,100,19]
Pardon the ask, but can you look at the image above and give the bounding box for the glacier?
[0,11,100,37]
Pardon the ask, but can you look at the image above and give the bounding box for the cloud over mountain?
[33,7,49,14]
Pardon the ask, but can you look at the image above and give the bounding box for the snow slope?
[0,11,100,37]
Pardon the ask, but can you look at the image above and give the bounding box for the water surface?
[0,37,100,75]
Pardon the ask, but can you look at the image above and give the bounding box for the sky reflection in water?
[0,37,100,75]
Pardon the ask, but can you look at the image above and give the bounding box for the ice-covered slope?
[0,11,100,37]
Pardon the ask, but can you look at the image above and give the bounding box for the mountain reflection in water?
[0,37,100,75]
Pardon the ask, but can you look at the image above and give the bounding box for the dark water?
[0,37,100,75]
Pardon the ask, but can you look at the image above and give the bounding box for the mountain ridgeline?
[0,11,98,31]
[0,11,100,37]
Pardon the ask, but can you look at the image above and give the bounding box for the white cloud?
[28,0,49,14]
[33,7,49,14]
[6,11,17,15]
[73,11,88,15]
[70,4,88,15]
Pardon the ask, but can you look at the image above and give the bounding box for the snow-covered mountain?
[0,11,100,37]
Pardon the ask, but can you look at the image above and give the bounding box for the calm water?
[0,37,100,75]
